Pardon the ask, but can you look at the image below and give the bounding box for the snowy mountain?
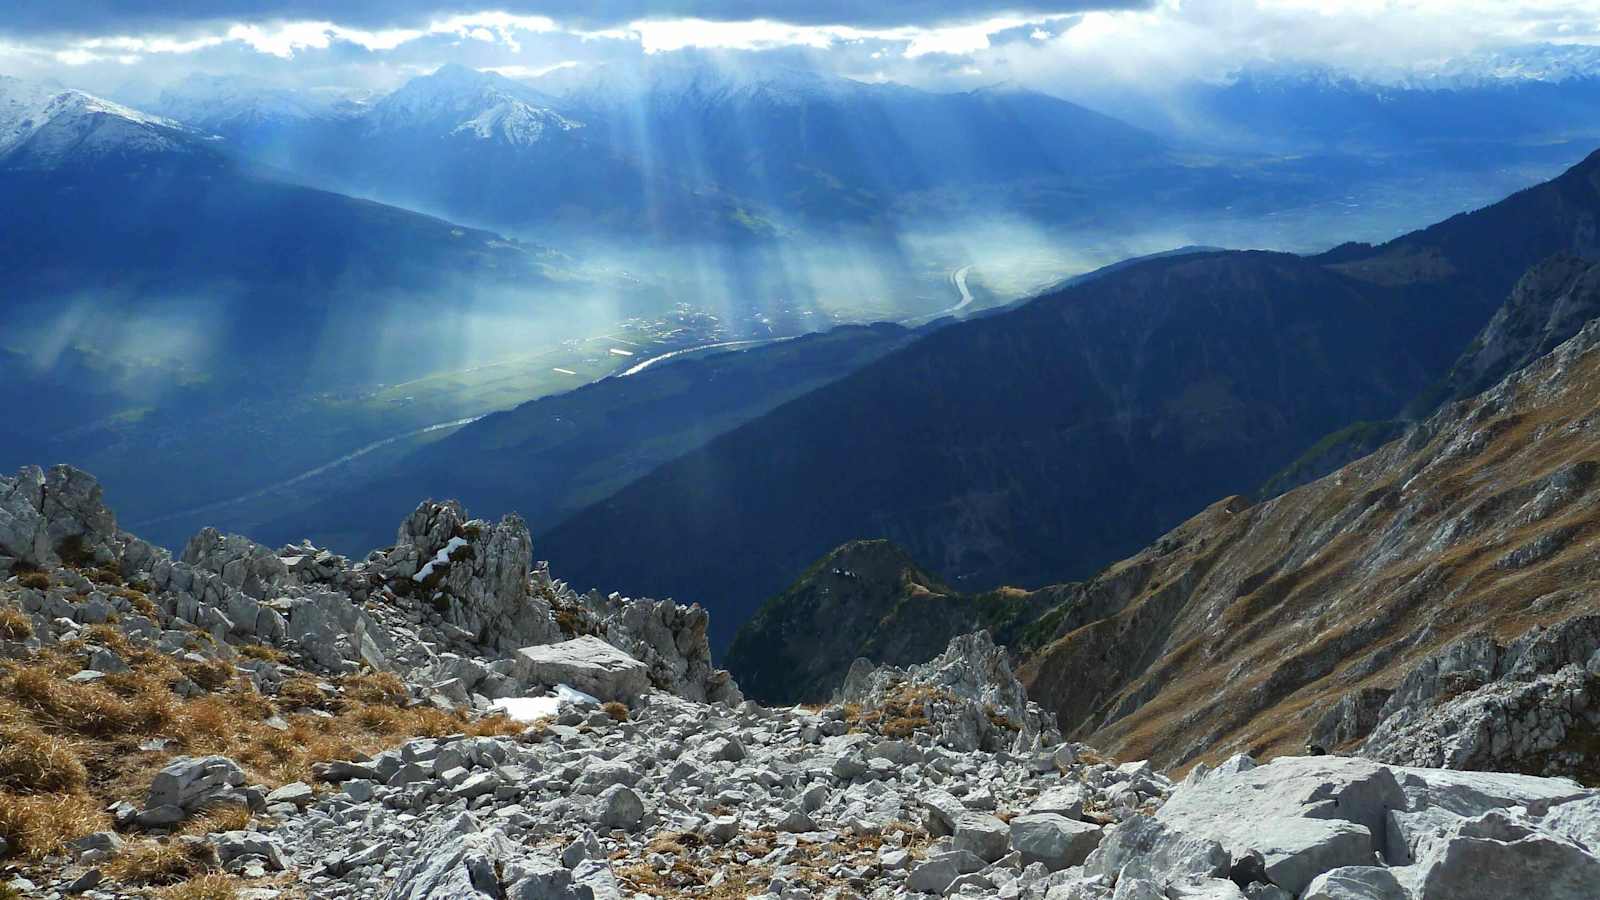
[153,74,367,131]
[0,75,216,170]
[365,64,581,147]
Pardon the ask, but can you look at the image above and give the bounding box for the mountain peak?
[368,65,581,145]
[0,75,209,169]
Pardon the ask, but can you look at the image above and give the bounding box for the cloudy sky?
[4,0,1600,101]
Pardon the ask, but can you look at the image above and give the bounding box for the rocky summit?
[1,462,1598,899]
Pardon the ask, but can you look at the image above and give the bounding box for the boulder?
[1540,794,1600,851]
[1030,783,1089,819]
[515,636,650,703]
[1086,814,1230,886]
[384,813,522,900]
[906,855,961,894]
[1301,866,1411,900]
[952,812,1011,863]
[145,756,246,815]
[1411,829,1600,899]
[595,784,645,832]
[1010,813,1103,871]
[1155,756,1405,893]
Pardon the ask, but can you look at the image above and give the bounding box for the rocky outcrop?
[0,464,131,572]
[1351,615,1600,778]
[727,539,1054,705]
[837,630,1060,753]
[1081,754,1600,900]
[2,465,738,714]
[374,500,558,654]
[593,594,741,704]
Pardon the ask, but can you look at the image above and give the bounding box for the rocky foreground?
[2,465,1599,899]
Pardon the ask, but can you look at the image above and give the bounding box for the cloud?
[4,0,1599,107]
[0,1,1152,38]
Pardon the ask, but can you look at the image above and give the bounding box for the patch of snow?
[412,536,469,582]
[490,684,600,722]
[491,696,562,722]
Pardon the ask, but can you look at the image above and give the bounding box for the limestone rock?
[1010,813,1103,870]
[515,636,650,703]
[1155,756,1405,893]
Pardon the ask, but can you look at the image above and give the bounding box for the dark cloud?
[2,1,1152,37]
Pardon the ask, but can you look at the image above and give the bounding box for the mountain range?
[138,63,1173,241]
[535,149,1600,651]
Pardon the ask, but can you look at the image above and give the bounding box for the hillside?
[248,323,922,554]
[1020,313,1600,773]
[539,149,1600,652]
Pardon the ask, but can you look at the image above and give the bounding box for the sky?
[4,1,1600,102]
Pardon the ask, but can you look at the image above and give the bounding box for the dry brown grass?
[16,572,51,590]
[116,588,160,619]
[275,675,333,710]
[0,791,108,858]
[7,665,142,737]
[156,874,240,900]
[236,642,287,663]
[0,637,524,872]
[0,606,33,641]
[0,716,88,792]
[180,657,237,692]
[844,683,941,739]
[343,671,408,705]
[181,804,251,837]
[106,837,218,885]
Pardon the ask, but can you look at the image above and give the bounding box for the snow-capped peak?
[367,65,581,146]
[0,75,202,169]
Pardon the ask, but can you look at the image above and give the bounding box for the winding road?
[901,264,975,326]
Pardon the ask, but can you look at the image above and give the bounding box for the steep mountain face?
[1424,254,1600,408]
[1019,316,1600,772]
[540,149,1600,653]
[1262,254,1600,497]
[724,540,1062,705]
[245,323,921,555]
